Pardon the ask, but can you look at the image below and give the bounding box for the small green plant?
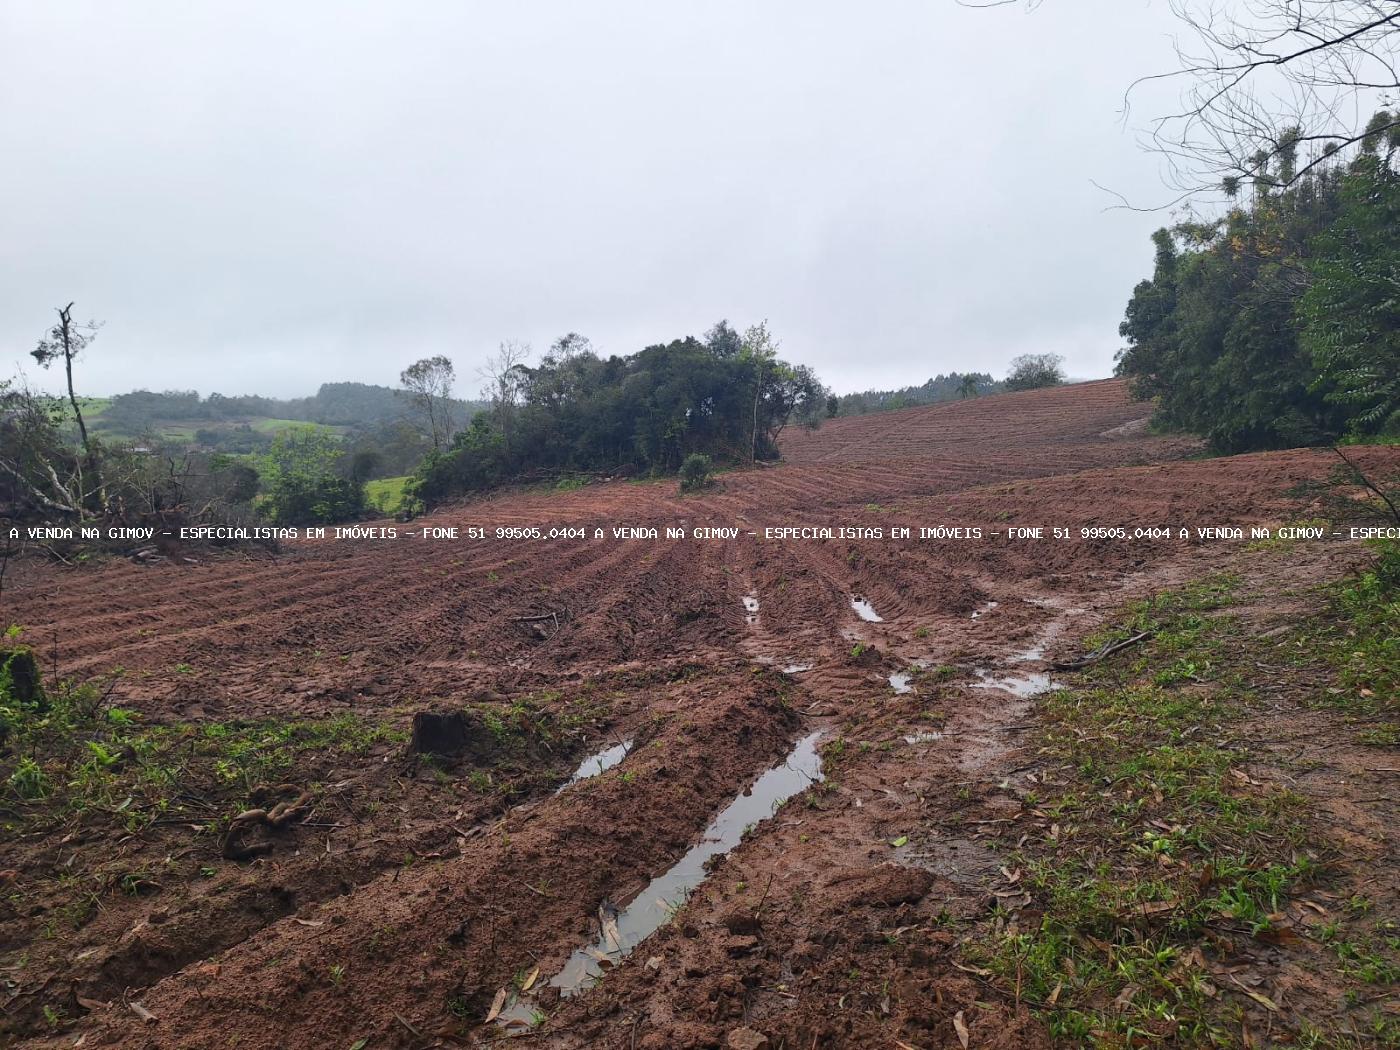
[678,453,714,493]
[8,757,49,799]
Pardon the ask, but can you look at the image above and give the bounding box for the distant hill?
[90,383,481,437]
[835,372,1003,416]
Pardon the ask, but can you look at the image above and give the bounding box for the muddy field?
[3,379,1397,1049]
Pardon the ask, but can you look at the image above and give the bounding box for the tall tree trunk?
[751,361,763,465]
[57,304,102,511]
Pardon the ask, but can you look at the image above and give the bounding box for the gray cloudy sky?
[1,1,1187,399]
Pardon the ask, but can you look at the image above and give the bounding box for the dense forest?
[410,321,827,507]
[1118,111,1400,453]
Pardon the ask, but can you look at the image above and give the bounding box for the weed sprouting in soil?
[1,667,406,839]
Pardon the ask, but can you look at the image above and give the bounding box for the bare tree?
[399,355,456,452]
[478,340,531,454]
[31,303,103,503]
[976,1,1400,203]
[0,379,83,517]
[1134,1,1400,200]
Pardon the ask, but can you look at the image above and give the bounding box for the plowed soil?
[3,378,1396,1049]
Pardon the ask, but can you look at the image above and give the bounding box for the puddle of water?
[556,739,633,793]
[742,593,760,624]
[889,671,913,694]
[970,600,999,621]
[504,732,824,1024]
[850,596,883,622]
[971,669,1059,698]
[903,730,944,744]
[782,663,813,674]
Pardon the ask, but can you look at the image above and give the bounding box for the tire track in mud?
[70,677,806,1050]
[526,562,1224,1050]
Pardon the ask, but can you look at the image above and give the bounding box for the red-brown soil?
[2,378,1396,1049]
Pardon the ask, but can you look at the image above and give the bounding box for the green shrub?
[678,453,713,493]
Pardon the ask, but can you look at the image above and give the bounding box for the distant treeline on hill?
[834,372,1003,416]
[96,382,480,433]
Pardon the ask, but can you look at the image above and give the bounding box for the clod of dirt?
[845,643,883,668]
[410,710,470,755]
[823,864,935,908]
[727,1026,770,1050]
[720,908,761,936]
[408,709,500,762]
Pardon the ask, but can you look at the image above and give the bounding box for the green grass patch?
[248,418,343,436]
[1307,540,1399,725]
[365,475,409,514]
[964,572,1399,1045]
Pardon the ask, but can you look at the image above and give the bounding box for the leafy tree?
[1004,353,1065,392]
[1300,146,1400,438]
[210,457,261,503]
[349,449,382,483]
[704,320,743,359]
[1113,136,1398,452]
[262,428,365,525]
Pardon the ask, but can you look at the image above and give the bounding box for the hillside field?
[3,379,1397,1049]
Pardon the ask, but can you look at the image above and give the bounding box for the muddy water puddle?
[742,593,760,624]
[903,730,944,744]
[972,668,1058,697]
[556,739,633,793]
[972,638,1063,698]
[889,671,913,694]
[499,731,825,1027]
[850,595,883,622]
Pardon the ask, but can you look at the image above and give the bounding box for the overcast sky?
[1,1,1189,399]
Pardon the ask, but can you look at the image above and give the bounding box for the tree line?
[409,322,828,508]
[1118,112,1400,453]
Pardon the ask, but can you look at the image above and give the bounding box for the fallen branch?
[512,611,565,623]
[1333,446,1400,526]
[1051,631,1153,671]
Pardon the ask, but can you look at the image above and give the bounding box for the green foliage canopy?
[410,323,827,507]
[1117,121,1399,452]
